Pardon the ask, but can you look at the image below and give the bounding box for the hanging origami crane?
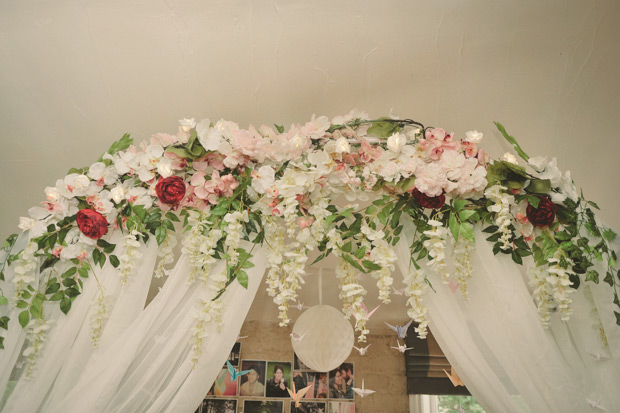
[385,319,413,339]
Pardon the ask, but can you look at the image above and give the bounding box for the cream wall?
[1,0,620,239]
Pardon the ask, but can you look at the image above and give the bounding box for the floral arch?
[0,111,618,412]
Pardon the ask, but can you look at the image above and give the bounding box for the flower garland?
[0,111,618,374]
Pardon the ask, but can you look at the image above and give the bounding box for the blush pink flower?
[359,141,382,163]
[461,141,478,158]
[297,216,315,229]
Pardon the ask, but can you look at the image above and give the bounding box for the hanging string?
[318,267,323,306]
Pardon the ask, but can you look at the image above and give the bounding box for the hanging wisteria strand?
[0,111,618,369]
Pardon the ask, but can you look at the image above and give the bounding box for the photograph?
[290,401,327,413]
[312,373,328,399]
[293,352,312,371]
[265,361,292,398]
[243,399,284,413]
[327,401,355,413]
[208,368,238,397]
[223,342,242,368]
[195,398,237,413]
[328,363,354,399]
[238,360,267,397]
[292,370,316,399]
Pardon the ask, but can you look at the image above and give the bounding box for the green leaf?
[367,118,400,138]
[615,311,620,326]
[46,283,61,295]
[527,196,540,209]
[0,316,9,330]
[61,267,77,278]
[0,296,8,306]
[453,199,467,211]
[588,200,600,210]
[60,297,72,314]
[482,225,499,233]
[353,246,366,259]
[604,271,614,287]
[342,253,366,273]
[458,210,476,222]
[109,254,120,268]
[78,266,89,279]
[525,179,552,194]
[378,205,392,225]
[494,122,530,161]
[0,336,4,349]
[341,241,353,253]
[362,260,382,271]
[155,225,167,246]
[49,291,64,301]
[165,212,181,222]
[274,124,285,133]
[237,270,249,289]
[586,270,599,284]
[18,310,30,327]
[98,133,132,161]
[460,223,475,242]
[449,213,460,241]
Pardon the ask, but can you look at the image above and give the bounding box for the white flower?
[179,117,196,132]
[528,156,548,172]
[110,185,126,204]
[197,118,224,151]
[251,166,275,194]
[18,217,35,231]
[502,152,518,164]
[88,162,119,185]
[387,132,406,152]
[465,130,483,143]
[335,137,351,153]
[157,158,173,178]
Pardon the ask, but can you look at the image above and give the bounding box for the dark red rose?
[411,188,446,209]
[526,196,557,227]
[155,176,186,205]
[76,209,108,239]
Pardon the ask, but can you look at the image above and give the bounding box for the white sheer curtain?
[396,217,620,412]
[0,234,266,413]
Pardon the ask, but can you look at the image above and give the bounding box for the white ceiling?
[2,0,620,330]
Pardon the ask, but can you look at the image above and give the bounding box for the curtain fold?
[47,244,266,413]
[1,232,266,413]
[396,216,620,412]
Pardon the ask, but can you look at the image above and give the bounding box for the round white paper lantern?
[291,305,354,372]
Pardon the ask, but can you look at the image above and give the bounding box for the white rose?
[502,153,518,164]
[387,132,406,152]
[528,156,548,172]
[110,186,126,204]
[335,137,351,153]
[179,117,196,132]
[465,130,483,143]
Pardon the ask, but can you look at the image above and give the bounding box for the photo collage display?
[195,344,355,413]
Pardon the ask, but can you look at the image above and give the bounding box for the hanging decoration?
[0,110,618,377]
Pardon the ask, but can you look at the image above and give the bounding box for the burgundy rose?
[155,176,186,205]
[526,196,557,227]
[411,188,446,209]
[76,209,109,239]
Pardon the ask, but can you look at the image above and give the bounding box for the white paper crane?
[586,351,610,362]
[294,301,309,311]
[353,344,372,356]
[352,379,376,398]
[290,331,307,342]
[587,396,607,411]
[385,319,413,339]
[391,339,413,353]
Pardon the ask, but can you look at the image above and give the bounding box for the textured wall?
[223,320,410,413]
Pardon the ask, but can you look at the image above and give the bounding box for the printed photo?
[208,368,238,397]
[265,361,292,398]
[243,399,284,413]
[292,370,316,399]
[311,372,328,399]
[238,360,267,397]
[195,398,237,413]
[293,352,312,371]
[328,363,354,399]
[328,401,355,413]
[290,400,327,413]
[223,342,242,368]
